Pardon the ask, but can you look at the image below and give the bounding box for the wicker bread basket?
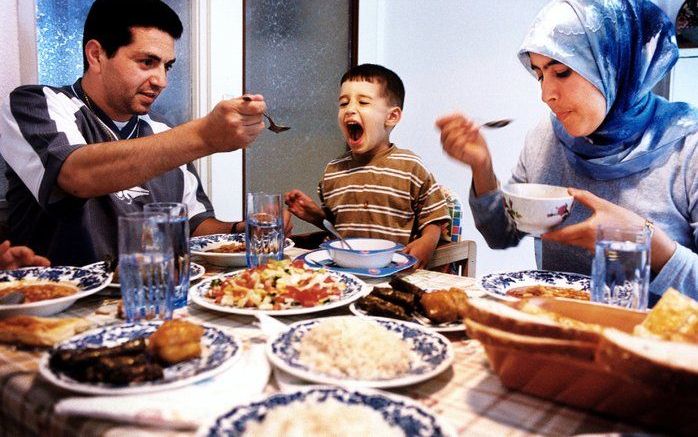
[466,298,698,435]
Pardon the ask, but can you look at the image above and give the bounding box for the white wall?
[0,1,21,104]
[359,0,550,275]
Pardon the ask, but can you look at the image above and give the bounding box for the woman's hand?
[543,188,676,272]
[435,113,498,195]
[0,240,50,269]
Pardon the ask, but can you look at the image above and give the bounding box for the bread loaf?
[597,328,698,396]
[634,288,698,343]
[464,297,601,343]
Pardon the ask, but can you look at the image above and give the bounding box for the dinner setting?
[1,0,698,436]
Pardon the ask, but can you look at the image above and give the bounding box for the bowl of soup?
[502,183,574,236]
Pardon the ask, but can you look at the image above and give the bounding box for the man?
[0,0,288,265]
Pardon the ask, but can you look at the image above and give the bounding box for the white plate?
[348,301,464,333]
[197,386,456,437]
[190,268,369,316]
[296,249,417,278]
[190,233,295,267]
[267,316,454,388]
[478,270,591,300]
[39,320,241,395]
[0,266,112,317]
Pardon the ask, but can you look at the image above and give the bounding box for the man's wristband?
[230,221,243,234]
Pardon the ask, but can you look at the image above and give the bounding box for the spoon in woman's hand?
[241,95,291,133]
[482,119,513,129]
[322,219,354,250]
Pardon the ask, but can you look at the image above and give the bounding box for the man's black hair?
[340,64,405,109]
[82,0,183,72]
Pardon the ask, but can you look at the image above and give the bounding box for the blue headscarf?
[518,0,698,180]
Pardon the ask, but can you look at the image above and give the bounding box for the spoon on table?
[322,219,354,250]
[482,119,513,129]
[241,95,291,133]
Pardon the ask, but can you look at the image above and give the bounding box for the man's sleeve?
[0,86,87,209]
[180,162,216,231]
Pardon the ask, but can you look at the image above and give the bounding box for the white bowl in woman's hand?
[502,183,574,237]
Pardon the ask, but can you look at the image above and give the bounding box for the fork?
[241,95,291,133]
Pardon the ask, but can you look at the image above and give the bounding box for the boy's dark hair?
[340,64,405,109]
[82,0,183,72]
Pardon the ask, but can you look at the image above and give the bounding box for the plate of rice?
[197,386,456,437]
[266,316,454,388]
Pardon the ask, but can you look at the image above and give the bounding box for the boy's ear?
[385,106,402,127]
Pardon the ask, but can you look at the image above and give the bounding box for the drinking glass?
[144,202,190,309]
[591,225,650,310]
[245,192,285,268]
[118,212,175,322]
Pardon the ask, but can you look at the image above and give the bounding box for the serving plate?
[190,267,369,316]
[295,249,417,278]
[102,262,205,291]
[190,233,294,267]
[197,386,455,437]
[39,321,241,395]
[267,316,453,388]
[0,266,112,317]
[478,270,590,301]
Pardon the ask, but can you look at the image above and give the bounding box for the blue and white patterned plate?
[39,320,241,395]
[478,270,591,300]
[197,387,456,437]
[267,316,454,388]
[295,249,417,278]
[0,266,112,317]
[190,269,370,316]
[190,233,295,267]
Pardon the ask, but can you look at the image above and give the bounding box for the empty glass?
[144,202,190,309]
[591,225,650,310]
[246,192,285,268]
[118,212,175,322]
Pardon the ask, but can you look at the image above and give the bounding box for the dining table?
[0,247,646,436]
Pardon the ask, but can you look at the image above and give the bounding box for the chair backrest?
[426,240,477,277]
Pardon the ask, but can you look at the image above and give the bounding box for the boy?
[285,64,450,268]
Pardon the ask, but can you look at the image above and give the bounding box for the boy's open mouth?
[346,121,364,143]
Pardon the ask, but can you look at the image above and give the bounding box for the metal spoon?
[482,119,513,129]
[241,96,291,133]
[322,219,354,250]
[0,291,25,305]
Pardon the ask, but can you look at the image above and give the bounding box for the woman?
[436,0,698,300]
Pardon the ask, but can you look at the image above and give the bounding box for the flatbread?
[0,316,92,347]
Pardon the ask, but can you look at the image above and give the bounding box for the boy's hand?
[403,224,442,269]
[0,240,51,269]
[284,190,325,228]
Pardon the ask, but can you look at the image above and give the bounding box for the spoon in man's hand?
[241,95,291,133]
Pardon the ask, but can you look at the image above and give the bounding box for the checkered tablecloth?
[0,254,643,436]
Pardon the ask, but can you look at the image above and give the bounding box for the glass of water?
[591,225,651,310]
[118,212,175,322]
[246,192,285,268]
[144,202,190,309]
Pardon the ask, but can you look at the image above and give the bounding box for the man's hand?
[0,240,50,269]
[403,224,442,269]
[199,94,266,153]
[284,190,325,228]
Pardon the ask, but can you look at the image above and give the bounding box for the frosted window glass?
[245,0,353,231]
[35,0,191,126]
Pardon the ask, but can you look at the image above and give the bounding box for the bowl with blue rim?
[320,238,404,269]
